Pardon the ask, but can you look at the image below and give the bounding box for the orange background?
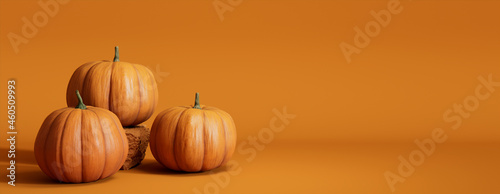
[0,0,499,193]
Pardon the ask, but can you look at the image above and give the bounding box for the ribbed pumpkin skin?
[34,106,128,183]
[66,60,158,127]
[150,105,237,172]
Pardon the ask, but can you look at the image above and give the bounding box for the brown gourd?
[150,93,237,172]
[66,46,158,127]
[34,90,128,183]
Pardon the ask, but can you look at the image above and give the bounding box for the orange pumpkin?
[35,90,128,183]
[150,93,237,172]
[66,46,158,127]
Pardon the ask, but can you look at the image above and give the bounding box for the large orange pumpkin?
[150,93,237,172]
[66,46,158,127]
[35,90,128,183]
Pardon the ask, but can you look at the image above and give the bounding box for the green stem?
[113,46,119,62]
[75,90,87,110]
[193,93,201,109]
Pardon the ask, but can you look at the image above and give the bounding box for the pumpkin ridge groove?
[130,64,143,126]
[212,110,227,169]
[42,109,67,180]
[87,109,107,179]
[108,62,115,113]
[152,110,170,167]
[79,109,85,182]
[99,108,128,172]
[69,61,99,106]
[81,62,101,106]
[58,109,73,182]
[145,68,156,121]
[172,108,188,171]
[200,111,206,171]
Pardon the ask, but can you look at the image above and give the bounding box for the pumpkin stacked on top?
[66,46,158,127]
[35,46,236,183]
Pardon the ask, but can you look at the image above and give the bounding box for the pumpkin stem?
[193,92,201,109]
[75,90,87,110]
[113,46,119,62]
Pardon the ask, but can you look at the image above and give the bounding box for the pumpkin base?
[121,125,150,170]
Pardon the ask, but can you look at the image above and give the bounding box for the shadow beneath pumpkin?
[128,159,229,176]
[0,148,37,164]
[0,149,118,186]
[13,168,117,187]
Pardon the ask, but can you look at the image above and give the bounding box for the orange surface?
[0,0,499,193]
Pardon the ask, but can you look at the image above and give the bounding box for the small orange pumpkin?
[150,93,237,172]
[66,46,158,127]
[35,90,128,183]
